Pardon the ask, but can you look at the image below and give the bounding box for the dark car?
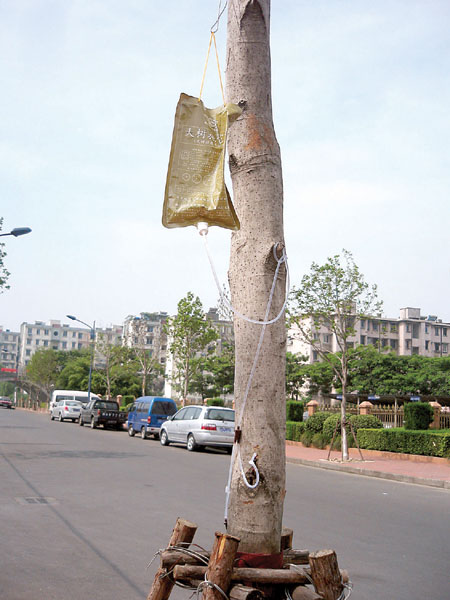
[0,396,13,409]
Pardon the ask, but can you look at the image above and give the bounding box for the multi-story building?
[17,320,124,372]
[0,327,20,371]
[122,312,168,365]
[287,307,450,362]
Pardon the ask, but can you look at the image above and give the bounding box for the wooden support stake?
[173,565,309,585]
[290,586,323,600]
[161,548,310,570]
[147,518,198,600]
[281,528,294,551]
[202,531,240,600]
[308,550,343,600]
[229,584,265,600]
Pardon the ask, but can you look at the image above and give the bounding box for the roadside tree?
[127,314,165,396]
[165,292,218,401]
[288,249,382,460]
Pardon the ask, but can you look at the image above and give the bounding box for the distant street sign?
[1,368,17,373]
[368,395,380,401]
[410,396,421,402]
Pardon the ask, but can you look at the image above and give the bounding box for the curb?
[286,455,450,490]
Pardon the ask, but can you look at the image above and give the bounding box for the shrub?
[286,400,304,422]
[207,398,224,407]
[404,402,433,430]
[305,412,330,434]
[323,414,341,443]
[301,431,314,447]
[286,421,305,442]
[330,435,342,451]
[349,414,383,433]
[311,433,328,449]
[357,428,450,458]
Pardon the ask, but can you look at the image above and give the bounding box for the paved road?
[1,409,449,600]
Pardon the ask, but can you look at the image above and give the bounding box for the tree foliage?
[165,292,218,400]
[27,349,62,395]
[285,352,308,400]
[126,316,165,396]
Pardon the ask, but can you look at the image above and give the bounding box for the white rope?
[199,226,290,325]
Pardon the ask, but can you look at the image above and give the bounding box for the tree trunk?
[341,377,349,461]
[226,0,286,553]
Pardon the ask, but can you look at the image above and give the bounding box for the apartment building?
[0,327,20,371]
[287,307,450,362]
[122,312,168,366]
[17,320,124,372]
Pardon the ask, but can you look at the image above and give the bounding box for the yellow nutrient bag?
[162,93,241,231]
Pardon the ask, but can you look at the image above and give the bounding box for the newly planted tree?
[226,0,287,553]
[288,250,382,460]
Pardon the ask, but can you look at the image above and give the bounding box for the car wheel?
[58,413,63,422]
[226,446,233,454]
[153,433,159,440]
[187,434,197,452]
[79,416,84,426]
[160,429,169,446]
[90,417,96,429]
[141,427,147,440]
[128,425,135,437]
[51,414,55,421]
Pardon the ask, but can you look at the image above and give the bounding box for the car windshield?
[205,409,235,422]
[66,401,80,407]
[152,401,177,416]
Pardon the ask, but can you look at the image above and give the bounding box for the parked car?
[49,389,101,412]
[79,399,127,429]
[50,400,82,422]
[127,396,178,439]
[160,405,235,452]
[0,396,13,409]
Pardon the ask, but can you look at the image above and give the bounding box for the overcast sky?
[1,0,449,332]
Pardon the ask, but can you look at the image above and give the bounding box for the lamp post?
[0,227,32,238]
[66,315,96,405]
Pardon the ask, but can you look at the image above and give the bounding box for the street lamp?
[66,315,96,405]
[0,227,32,238]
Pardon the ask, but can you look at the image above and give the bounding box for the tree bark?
[226,0,286,554]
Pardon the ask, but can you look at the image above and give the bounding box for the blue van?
[127,396,178,439]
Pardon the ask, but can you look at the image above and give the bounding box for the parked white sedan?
[50,400,83,422]
[160,405,235,452]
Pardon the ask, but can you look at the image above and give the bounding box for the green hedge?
[357,428,450,458]
[305,412,330,434]
[286,421,306,442]
[404,402,433,430]
[286,401,304,422]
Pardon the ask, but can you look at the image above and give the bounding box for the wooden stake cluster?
[147,519,349,600]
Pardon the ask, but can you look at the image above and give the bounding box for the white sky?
[1,0,450,332]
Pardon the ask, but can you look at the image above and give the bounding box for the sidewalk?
[285,441,450,489]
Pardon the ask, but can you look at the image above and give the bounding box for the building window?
[425,325,429,334]
[360,319,366,329]
[360,335,366,345]
[390,323,398,333]
[390,339,397,350]
[27,338,32,345]
[72,332,76,337]
[444,328,448,337]
[312,351,318,362]
[53,331,58,336]
[36,340,39,346]
[36,329,40,335]
[406,324,411,333]
[412,347,419,355]
[425,340,429,350]
[78,332,82,339]
[62,342,67,349]
[435,327,440,336]
[435,343,440,352]
[443,344,448,354]
[26,349,31,356]
[323,334,330,343]
[406,340,411,349]
[63,331,67,337]
[372,321,378,331]
[72,342,76,348]
[78,343,82,349]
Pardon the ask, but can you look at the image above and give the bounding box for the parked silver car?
[50,400,82,422]
[160,405,235,452]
